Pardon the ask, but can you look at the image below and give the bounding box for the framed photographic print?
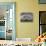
[39,0,46,4]
[20,12,33,22]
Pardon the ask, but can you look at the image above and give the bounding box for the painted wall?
[39,4,46,11]
[16,0,39,40]
[0,0,45,40]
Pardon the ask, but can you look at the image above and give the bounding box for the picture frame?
[20,12,33,22]
[39,0,46,4]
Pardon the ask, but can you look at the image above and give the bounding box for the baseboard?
[16,38,32,42]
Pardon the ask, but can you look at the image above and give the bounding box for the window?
[39,11,46,35]
[0,2,16,40]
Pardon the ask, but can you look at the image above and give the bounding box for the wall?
[39,4,46,11]
[16,0,39,40]
[0,0,42,40]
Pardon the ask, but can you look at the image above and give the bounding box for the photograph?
[0,0,46,46]
[20,12,33,22]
